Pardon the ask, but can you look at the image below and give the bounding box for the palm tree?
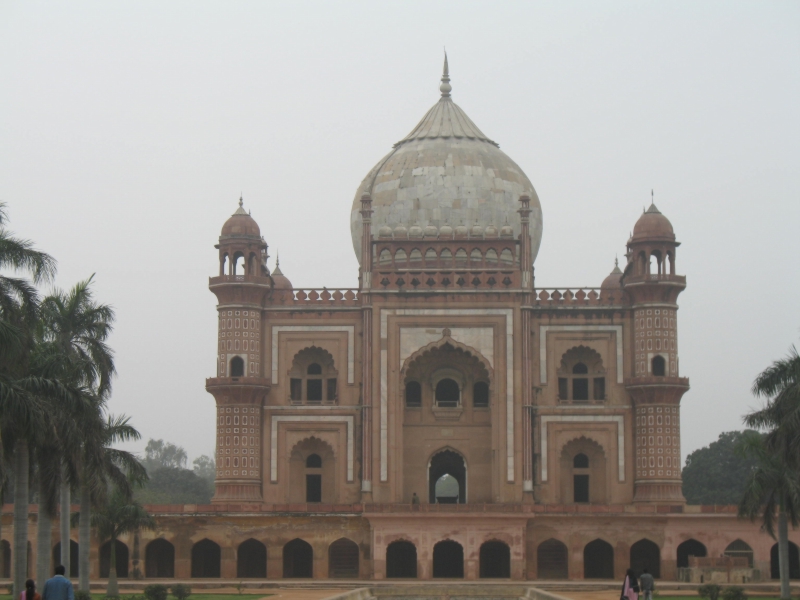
[742,345,800,600]
[0,203,63,597]
[92,488,154,596]
[39,276,116,590]
[77,413,147,591]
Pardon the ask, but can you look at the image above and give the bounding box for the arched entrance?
[630,539,660,578]
[328,538,359,578]
[191,539,221,578]
[584,539,614,579]
[99,540,129,578]
[2,539,10,578]
[429,450,466,504]
[433,540,464,578]
[386,541,417,578]
[537,538,568,579]
[771,542,800,579]
[479,541,510,578]
[677,539,707,569]
[237,539,266,578]
[724,539,754,567]
[145,539,174,578]
[283,538,313,578]
[52,541,79,577]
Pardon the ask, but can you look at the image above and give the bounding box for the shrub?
[721,587,747,600]
[75,591,92,600]
[171,584,192,600]
[104,595,121,600]
[144,584,169,600]
[698,584,723,600]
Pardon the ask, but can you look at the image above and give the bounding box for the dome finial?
[239,194,243,208]
[440,50,452,98]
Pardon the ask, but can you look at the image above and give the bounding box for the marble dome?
[350,56,543,266]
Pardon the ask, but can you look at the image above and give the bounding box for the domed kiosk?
[350,55,543,266]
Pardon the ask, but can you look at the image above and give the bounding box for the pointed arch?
[237,538,266,578]
[328,538,359,578]
[401,336,494,383]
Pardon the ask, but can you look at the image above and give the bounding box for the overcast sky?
[1,1,798,469]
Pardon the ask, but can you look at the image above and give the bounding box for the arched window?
[429,450,466,504]
[237,539,266,578]
[724,539,754,567]
[305,453,322,502]
[433,540,464,578]
[191,539,221,578]
[145,539,174,578]
[652,355,666,376]
[486,249,498,265]
[440,248,453,265]
[405,381,422,407]
[395,249,407,267]
[306,454,322,468]
[289,347,338,404]
[379,249,391,266]
[425,248,437,265]
[558,347,607,403]
[230,356,244,377]
[435,379,460,407]
[537,539,568,579]
[386,541,417,578]
[499,249,513,266]
[455,248,468,266]
[289,438,334,503]
[470,248,482,264]
[233,252,245,276]
[573,453,589,468]
[409,249,422,266]
[473,381,489,408]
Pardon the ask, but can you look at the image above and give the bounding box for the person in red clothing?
[20,579,41,600]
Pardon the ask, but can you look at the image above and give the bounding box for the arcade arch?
[771,542,800,579]
[724,539,754,567]
[386,541,417,578]
[283,538,313,578]
[560,437,607,504]
[237,539,266,578]
[480,540,510,578]
[145,539,174,578]
[429,449,466,504]
[676,539,706,569]
[328,538,359,578]
[191,538,221,578]
[99,540,129,578]
[584,539,614,579]
[289,437,335,503]
[52,541,79,578]
[630,539,660,578]
[537,539,568,579]
[433,540,464,578]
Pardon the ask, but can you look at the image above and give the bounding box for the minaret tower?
[206,197,272,503]
[623,197,690,504]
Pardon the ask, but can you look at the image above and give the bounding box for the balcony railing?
[533,288,624,307]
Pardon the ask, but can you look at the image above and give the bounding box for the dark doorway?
[230,356,244,377]
[433,540,464,578]
[574,475,589,503]
[771,542,800,579]
[676,539,706,569]
[584,539,614,579]
[537,539,568,579]
[191,539,221,578]
[145,539,174,578]
[237,539,266,578]
[306,474,322,502]
[724,539,754,567]
[631,539,661,578]
[52,541,79,577]
[386,541,417,578]
[328,538,359,578]
[283,538,313,578]
[479,541,510,578]
[1,539,10,578]
[652,355,666,376]
[99,539,129,578]
[435,379,460,407]
[429,450,466,504]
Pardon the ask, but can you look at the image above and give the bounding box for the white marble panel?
[399,327,494,369]
[271,325,355,384]
[539,414,625,482]
[270,415,354,482]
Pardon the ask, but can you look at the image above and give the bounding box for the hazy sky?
[1,1,798,467]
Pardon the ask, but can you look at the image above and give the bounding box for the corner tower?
[622,199,689,504]
[206,197,271,503]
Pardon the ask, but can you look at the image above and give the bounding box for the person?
[42,566,74,600]
[639,568,655,600]
[411,492,420,505]
[621,568,639,600]
[20,579,41,600]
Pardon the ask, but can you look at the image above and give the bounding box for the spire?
[440,51,451,98]
[273,252,283,276]
[611,256,622,274]
[646,189,662,214]
[233,194,248,215]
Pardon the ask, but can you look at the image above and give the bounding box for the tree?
[92,488,154,596]
[682,431,761,504]
[143,439,187,472]
[136,467,213,505]
[192,455,216,482]
[741,345,800,600]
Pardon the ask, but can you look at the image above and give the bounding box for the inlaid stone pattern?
[218,308,261,376]
[633,307,678,376]
[635,405,681,479]
[217,405,261,479]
